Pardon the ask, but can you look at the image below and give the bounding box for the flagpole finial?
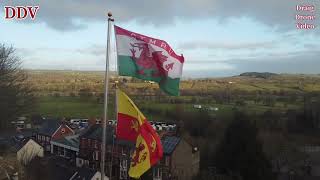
[107,12,114,21]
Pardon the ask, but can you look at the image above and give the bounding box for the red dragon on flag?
[129,42,174,77]
[115,25,184,96]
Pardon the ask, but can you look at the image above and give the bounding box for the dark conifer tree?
[214,111,273,180]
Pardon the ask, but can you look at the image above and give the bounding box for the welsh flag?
[114,25,184,96]
[116,89,163,178]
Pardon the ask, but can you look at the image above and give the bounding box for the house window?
[121,147,126,155]
[106,153,112,162]
[84,160,89,166]
[66,149,72,158]
[58,146,64,156]
[93,151,99,161]
[81,138,87,147]
[106,145,111,153]
[76,158,85,168]
[46,136,50,142]
[82,160,89,167]
[120,159,128,179]
[153,167,162,180]
[165,156,170,166]
[96,151,99,160]
[53,145,58,154]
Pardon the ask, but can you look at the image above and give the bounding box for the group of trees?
[0,44,34,129]
[286,97,320,133]
[153,104,274,180]
[191,97,320,179]
[213,112,273,180]
[196,111,274,180]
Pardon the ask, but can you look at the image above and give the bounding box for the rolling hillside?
[26,70,320,96]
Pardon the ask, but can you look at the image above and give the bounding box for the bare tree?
[0,44,35,129]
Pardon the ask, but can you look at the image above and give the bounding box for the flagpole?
[101,12,114,180]
[110,83,117,179]
[111,13,119,180]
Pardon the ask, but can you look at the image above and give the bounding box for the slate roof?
[161,136,181,155]
[80,124,114,143]
[16,129,34,138]
[81,125,136,148]
[9,139,25,153]
[38,119,60,136]
[52,135,80,149]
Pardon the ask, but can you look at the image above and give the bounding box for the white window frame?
[92,151,99,161]
[85,160,89,166]
[120,159,128,179]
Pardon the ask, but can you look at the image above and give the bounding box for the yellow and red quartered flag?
[116,89,163,179]
[116,89,146,142]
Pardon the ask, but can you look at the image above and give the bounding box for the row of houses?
[30,118,199,180]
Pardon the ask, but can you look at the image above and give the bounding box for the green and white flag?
[114,25,184,96]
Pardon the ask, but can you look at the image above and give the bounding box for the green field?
[32,95,302,123]
[34,96,114,119]
[25,70,319,122]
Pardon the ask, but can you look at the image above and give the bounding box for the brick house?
[76,124,113,170]
[76,124,199,180]
[153,136,200,180]
[35,119,60,151]
[35,119,74,152]
[76,124,134,179]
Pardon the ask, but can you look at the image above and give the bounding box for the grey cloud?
[16,48,35,57]
[304,43,320,50]
[19,45,116,71]
[229,53,320,75]
[183,49,320,78]
[76,45,106,56]
[19,45,320,77]
[179,41,276,50]
[18,46,107,57]
[22,55,112,71]
[265,49,320,59]
[2,0,319,31]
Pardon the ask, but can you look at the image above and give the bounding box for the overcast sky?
[0,0,319,77]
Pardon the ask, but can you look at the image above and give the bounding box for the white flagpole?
[101,12,114,180]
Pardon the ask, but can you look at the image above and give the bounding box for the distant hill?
[239,72,278,79]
